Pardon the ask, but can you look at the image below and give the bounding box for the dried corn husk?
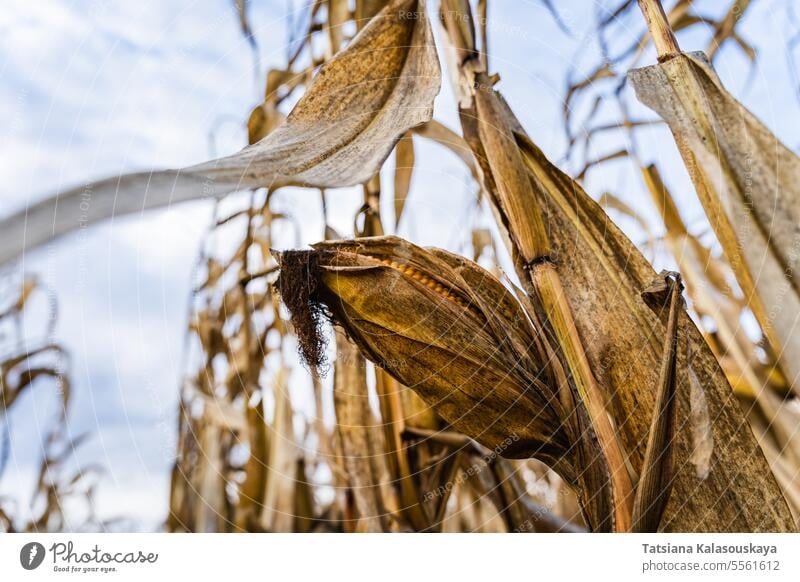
[276,235,615,531]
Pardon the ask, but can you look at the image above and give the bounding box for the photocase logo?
[20,542,46,570]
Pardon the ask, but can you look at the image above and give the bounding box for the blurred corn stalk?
[0,275,109,532]
[167,189,319,532]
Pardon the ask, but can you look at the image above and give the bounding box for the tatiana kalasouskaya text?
[642,543,777,557]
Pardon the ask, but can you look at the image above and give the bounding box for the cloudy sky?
[1,0,798,531]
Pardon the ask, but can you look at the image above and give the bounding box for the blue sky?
[0,0,798,531]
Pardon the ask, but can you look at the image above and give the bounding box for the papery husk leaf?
[0,0,440,265]
[311,239,570,463]
[629,51,800,392]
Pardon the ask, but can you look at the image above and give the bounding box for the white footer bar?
[1,533,798,581]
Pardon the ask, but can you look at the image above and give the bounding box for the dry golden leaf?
[439,0,629,530]
[470,228,494,263]
[598,191,655,253]
[326,0,352,55]
[237,391,269,530]
[3,276,38,316]
[246,103,285,145]
[393,132,415,228]
[195,425,227,532]
[467,80,631,532]
[630,51,800,393]
[0,0,440,265]
[262,368,297,532]
[356,0,388,29]
[706,0,753,60]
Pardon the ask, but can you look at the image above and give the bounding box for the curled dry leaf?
[629,51,800,393]
[632,272,683,533]
[0,0,440,265]
[275,235,614,531]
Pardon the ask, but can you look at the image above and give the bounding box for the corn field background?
[1,0,800,533]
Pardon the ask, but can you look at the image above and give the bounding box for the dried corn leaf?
[261,368,297,532]
[706,0,752,60]
[356,0,388,29]
[195,425,226,532]
[0,0,440,265]
[439,0,790,527]
[630,51,800,392]
[598,191,655,253]
[326,0,352,55]
[372,371,430,531]
[247,104,285,145]
[512,128,793,531]
[237,391,269,530]
[293,458,316,532]
[393,132,415,228]
[466,77,627,531]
